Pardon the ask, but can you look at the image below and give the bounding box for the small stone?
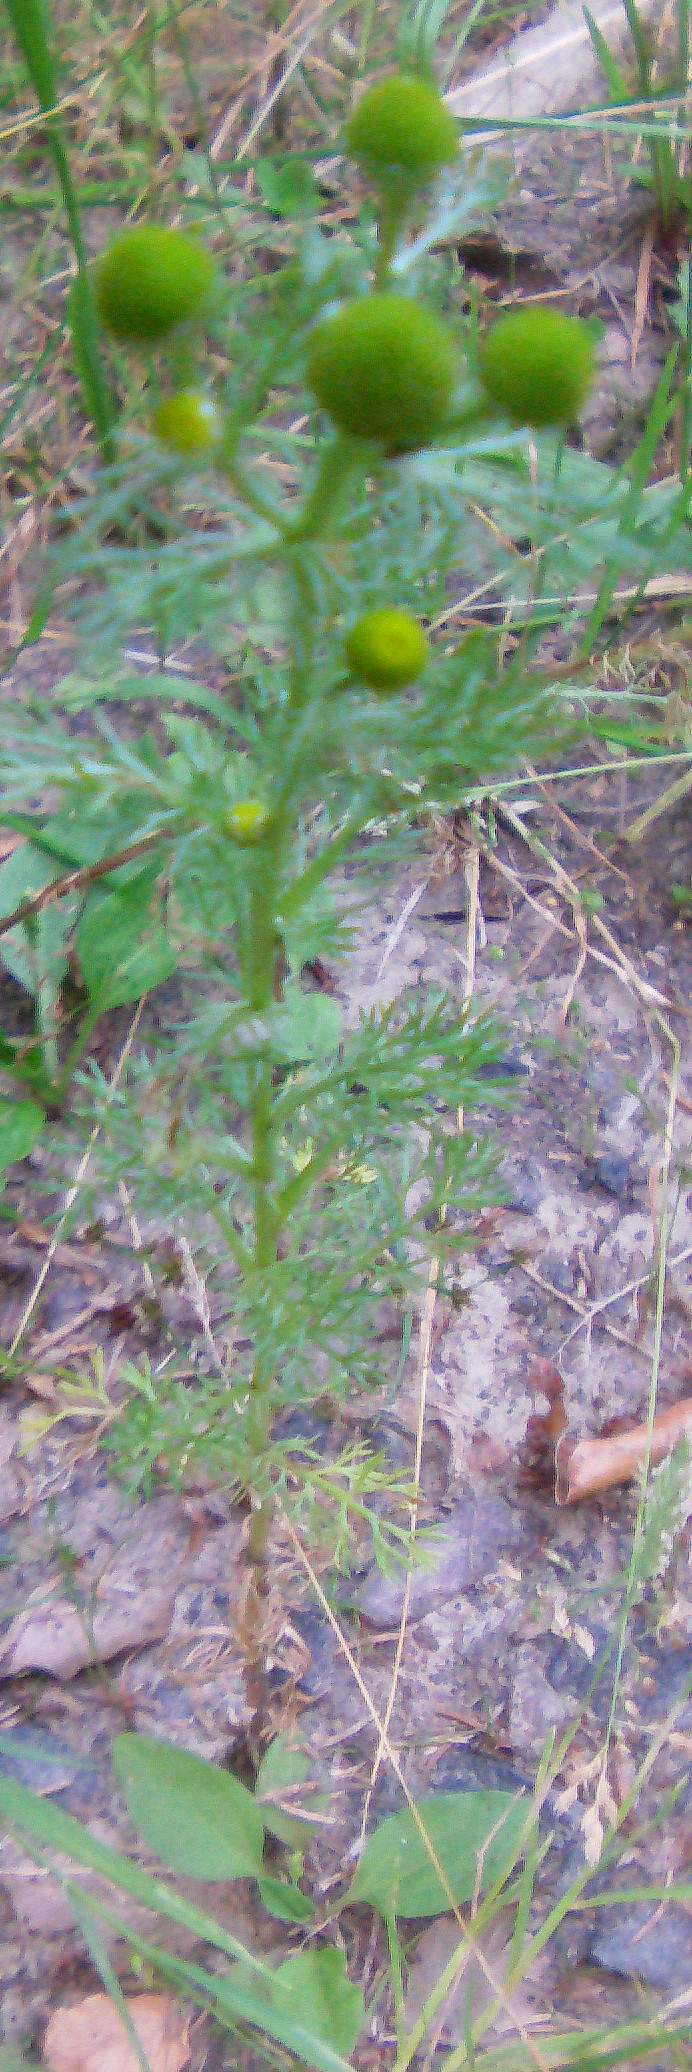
[509,1646,577,1758]
[542,1253,575,1294]
[357,1493,522,1626]
[592,1906,692,1990]
[502,1160,542,1214]
[0,1509,188,1680]
[511,1288,541,1317]
[585,1153,634,1199]
[0,1728,85,1794]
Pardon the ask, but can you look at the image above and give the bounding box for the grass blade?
[1,0,115,455]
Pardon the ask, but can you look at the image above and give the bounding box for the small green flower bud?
[479,307,596,429]
[346,73,459,189]
[96,226,216,344]
[152,390,220,456]
[345,608,429,690]
[226,800,270,844]
[307,293,456,452]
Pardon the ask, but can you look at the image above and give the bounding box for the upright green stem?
[356,0,377,72]
[242,834,284,1564]
[246,1049,278,1564]
[239,562,320,1567]
[219,443,286,531]
[285,433,363,544]
[141,3,160,180]
[374,184,407,287]
[51,1000,103,1107]
[678,259,692,482]
[3,0,115,457]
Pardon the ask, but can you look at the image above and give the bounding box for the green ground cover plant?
[2,1682,692,2071]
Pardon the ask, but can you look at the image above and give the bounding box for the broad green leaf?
[0,841,55,916]
[256,1874,316,1923]
[0,1099,45,1175]
[76,892,177,1006]
[272,986,342,1064]
[256,1731,310,1800]
[0,906,70,1003]
[273,1949,364,2055]
[256,155,318,218]
[255,1732,322,1845]
[113,1733,265,1881]
[0,1768,273,1971]
[347,1790,526,1918]
[0,845,71,1000]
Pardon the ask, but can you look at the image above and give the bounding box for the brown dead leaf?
[44,1993,192,2072]
[517,1362,568,1491]
[557,1398,692,1503]
[519,1365,692,1506]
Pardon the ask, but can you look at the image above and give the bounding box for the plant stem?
[374,185,407,287]
[285,433,363,543]
[51,1000,103,1107]
[678,260,692,482]
[3,0,116,458]
[239,556,321,1568]
[242,840,283,1564]
[219,446,286,530]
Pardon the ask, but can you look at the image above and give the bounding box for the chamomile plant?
[0,52,657,1591]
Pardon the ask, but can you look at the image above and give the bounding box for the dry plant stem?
[524,763,634,889]
[0,833,166,940]
[374,877,432,982]
[235,0,339,161]
[356,873,439,1842]
[552,1241,692,1356]
[511,1663,692,1999]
